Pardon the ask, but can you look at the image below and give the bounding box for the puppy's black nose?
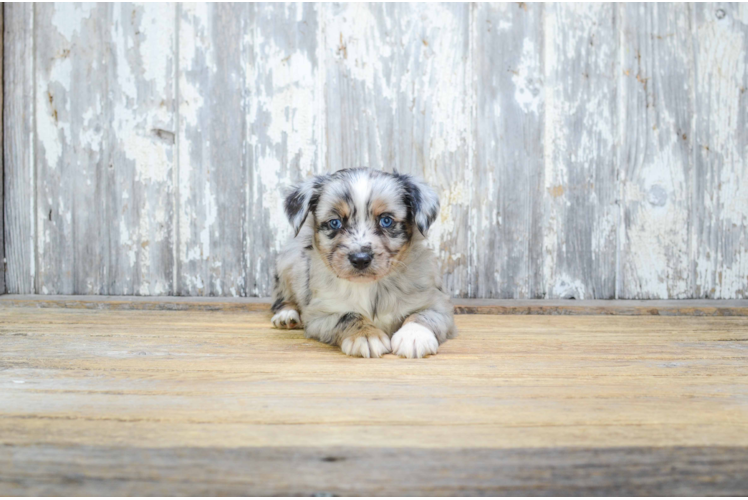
[348,252,373,270]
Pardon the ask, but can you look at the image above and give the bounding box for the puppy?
[271,168,456,358]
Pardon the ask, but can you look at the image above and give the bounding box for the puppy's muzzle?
[348,251,373,270]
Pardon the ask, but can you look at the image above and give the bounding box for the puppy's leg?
[271,276,302,330]
[304,311,391,358]
[392,297,456,359]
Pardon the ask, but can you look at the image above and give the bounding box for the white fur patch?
[340,330,392,358]
[391,322,439,358]
[271,309,302,329]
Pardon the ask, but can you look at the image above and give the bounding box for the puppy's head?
[284,168,439,282]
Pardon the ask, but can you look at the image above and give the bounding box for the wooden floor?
[2,305,748,495]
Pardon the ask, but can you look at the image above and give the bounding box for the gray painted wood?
[177,3,247,296]
[106,3,176,296]
[3,3,35,294]
[472,3,544,299]
[246,3,322,297]
[619,4,694,299]
[35,3,107,294]
[3,2,748,299]
[692,3,748,299]
[541,4,619,299]
[34,3,176,295]
[0,5,4,294]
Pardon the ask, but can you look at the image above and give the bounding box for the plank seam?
[467,2,476,299]
[614,2,624,300]
[534,3,546,299]
[688,3,698,298]
[173,2,180,297]
[31,3,37,294]
[241,3,249,297]
[1,3,4,294]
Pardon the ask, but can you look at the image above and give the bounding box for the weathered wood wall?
[0,5,4,295]
[3,3,747,299]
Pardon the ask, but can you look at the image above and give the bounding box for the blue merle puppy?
[271,168,456,358]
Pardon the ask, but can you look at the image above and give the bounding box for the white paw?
[340,329,392,358]
[271,309,302,329]
[391,322,439,359]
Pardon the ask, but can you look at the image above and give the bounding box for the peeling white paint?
[693,4,748,298]
[51,3,94,41]
[513,38,542,115]
[7,3,748,299]
[427,180,469,260]
[618,4,694,299]
[696,19,747,224]
[139,4,173,92]
[552,274,587,300]
[542,4,618,299]
[325,5,395,103]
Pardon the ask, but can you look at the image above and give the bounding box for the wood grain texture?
[107,4,176,296]
[35,3,107,294]
[34,4,176,295]
[619,4,694,299]
[542,4,619,300]
[3,3,35,294]
[692,3,748,299]
[3,445,748,496]
[1,308,748,494]
[323,3,472,296]
[177,4,247,297]
[472,3,543,298]
[246,3,322,297]
[0,4,4,294]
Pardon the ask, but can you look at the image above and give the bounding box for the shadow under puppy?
[271,168,456,358]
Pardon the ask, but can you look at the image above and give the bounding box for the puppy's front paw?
[271,309,302,329]
[340,328,392,358]
[391,322,439,358]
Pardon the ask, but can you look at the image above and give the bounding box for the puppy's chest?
[313,281,405,332]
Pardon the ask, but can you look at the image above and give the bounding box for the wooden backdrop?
[3,3,747,299]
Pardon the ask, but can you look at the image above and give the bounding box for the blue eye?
[328,219,342,230]
[379,216,393,228]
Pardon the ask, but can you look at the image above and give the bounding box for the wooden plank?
[2,445,747,496]
[472,3,543,298]
[323,3,472,296]
[3,3,34,294]
[246,3,322,297]
[2,295,748,316]
[34,4,176,295]
[106,4,176,296]
[35,3,107,294]
[692,3,748,299]
[0,4,4,295]
[177,4,247,296]
[1,309,748,494]
[1,310,747,445]
[541,4,619,299]
[0,4,6,295]
[619,4,694,299]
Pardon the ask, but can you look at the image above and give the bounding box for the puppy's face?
[284,169,439,283]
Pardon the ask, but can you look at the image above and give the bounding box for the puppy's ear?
[284,174,329,236]
[400,174,440,236]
